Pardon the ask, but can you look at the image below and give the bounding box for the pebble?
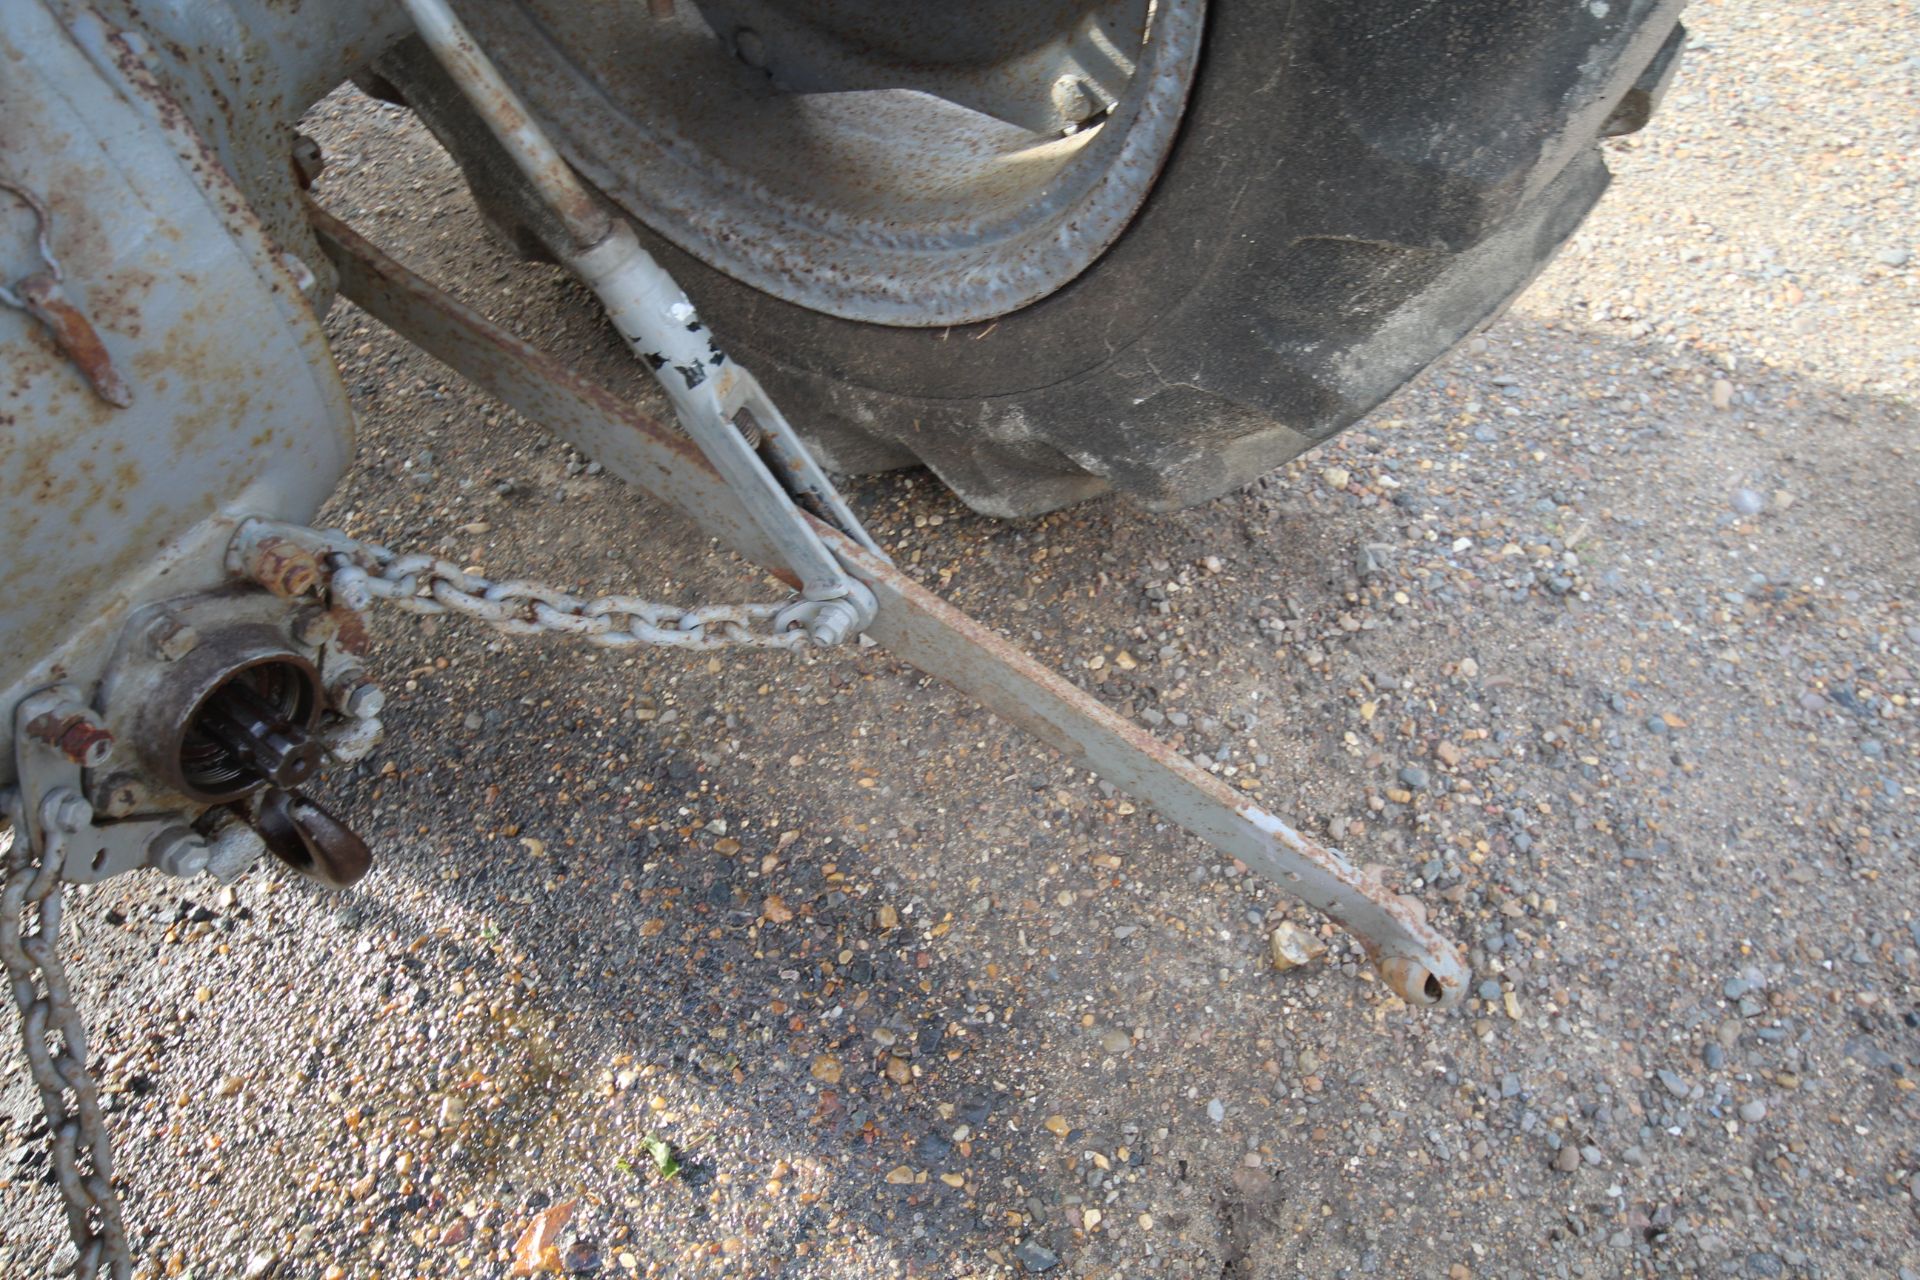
[1398,765,1429,791]
[1739,1100,1767,1123]
[1206,1098,1225,1124]
[1657,1069,1689,1098]
[1099,1028,1131,1054]
[1730,488,1767,516]
[1551,1145,1580,1173]
[1013,1239,1060,1272]
[1322,466,1351,490]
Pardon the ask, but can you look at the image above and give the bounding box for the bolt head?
[292,607,339,647]
[47,790,94,832]
[337,680,385,720]
[147,826,209,878]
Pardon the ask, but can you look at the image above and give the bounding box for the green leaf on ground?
[639,1133,680,1180]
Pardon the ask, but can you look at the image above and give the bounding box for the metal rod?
[395,0,611,252]
[310,207,1470,1008]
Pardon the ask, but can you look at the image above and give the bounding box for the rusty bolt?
[26,708,115,768]
[147,826,209,878]
[243,535,324,599]
[291,606,339,647]
[144,612,201,662]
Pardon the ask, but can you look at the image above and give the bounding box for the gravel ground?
[6,2,1918,1276]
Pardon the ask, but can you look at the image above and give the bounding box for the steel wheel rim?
[461,0,1206,326]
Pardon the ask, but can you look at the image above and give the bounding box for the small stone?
[1731,488,1766,516]
[1580,1145,1604,1167]
[884,1165,917,1185]
[1206,1098,1225,1124]
[1434,741,1462,767]
[1099,1028,1131,1054]
[1657,1068,1689,1098]
[1876,247,1911,267]
[1771,489,1795,511]
[1267,921,1327,971]
[810,1055,842,1084]
[1398,765,1430,791]
[1552,1145,1580,1173]
[1043,1114,1070,1138]
[462,711,483,731]
[1739,1099,1767,1123]
[1013,1239,1060,1273]
[243,1253,277,1280]
[1711,379,1736,410]
[1478,979,1503,1002]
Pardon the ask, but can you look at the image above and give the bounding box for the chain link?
[301,528,818,651]
[2,790,133,1280]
